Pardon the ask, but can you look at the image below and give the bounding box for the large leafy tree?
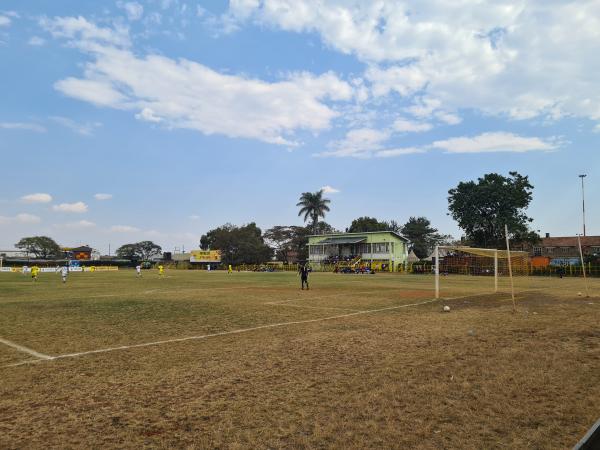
[448,171,538,248]
[401,217,452,259]
[347,216,389,233]
[115,244,138,260]
[297,190,331,234]
[313,221,337,235]
[264,226,305,262]
[200,223,273,265]
[264,223,336,262]
[135,241,163,260]
[115,241,162,261]
[15,236,62,259]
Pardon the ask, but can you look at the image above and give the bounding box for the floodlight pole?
[434,245,440,299]
[579,174,587,237]
[577,234,590,298]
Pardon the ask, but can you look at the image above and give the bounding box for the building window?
[533,247,542,256]
[591,246,600,254]
[372,243,390,253]
[309,245,324,255]
[545,247,555,255]
[357,243,372,254]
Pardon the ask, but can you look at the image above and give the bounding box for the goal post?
[434,245,529,299]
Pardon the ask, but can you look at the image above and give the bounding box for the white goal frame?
[434,245,529,299]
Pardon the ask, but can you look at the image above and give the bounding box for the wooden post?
[494,250,498,293]
[435,246,440,299]
[504,225,516,312]
[577,235,590,298]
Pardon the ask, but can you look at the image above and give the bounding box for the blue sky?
[1,0,599,254]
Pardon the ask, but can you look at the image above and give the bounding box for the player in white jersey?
[136,265,142,277]
[60,266,68,283]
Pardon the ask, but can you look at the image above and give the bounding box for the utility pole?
[579,174,587,236]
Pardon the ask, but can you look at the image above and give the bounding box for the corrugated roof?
[308,231,409,242]
[541,236,600,247]
[312,236,367,245]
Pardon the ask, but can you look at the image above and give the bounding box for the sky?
[1,0,599,254]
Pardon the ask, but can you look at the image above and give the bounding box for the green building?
[307,231,409,272]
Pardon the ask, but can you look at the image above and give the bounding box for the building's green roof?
[313,236,367,245]
[308,230,409,242]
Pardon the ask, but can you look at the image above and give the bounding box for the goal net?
[434,245,530,299]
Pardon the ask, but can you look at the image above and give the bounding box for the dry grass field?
[0,270,599,449]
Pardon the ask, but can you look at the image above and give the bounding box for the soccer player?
[136,265,142,277]
[31,265,39,281]
[60,265,68,283]
[228,264,233,274]
[299,264,309,290]
[158,264,164,277]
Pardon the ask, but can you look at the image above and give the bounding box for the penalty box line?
[0,337,53,361]
[264,289,397,305]
[3,297,442,368]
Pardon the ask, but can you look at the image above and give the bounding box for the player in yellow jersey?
[31,265,40,281]
[228,264,233,274]
[158,264,164,277]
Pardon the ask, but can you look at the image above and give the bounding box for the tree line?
[12,237,162,263]
[198,215,450,265]
[13,171,539,264]
[199,171,539,264]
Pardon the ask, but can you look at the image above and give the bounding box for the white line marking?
[3,358,46,368]
[2,298,441,367]
[266,290,383,305]
[0,337,53,360]
[267,303,363,312]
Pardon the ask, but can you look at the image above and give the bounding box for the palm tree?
[297,190,331,234]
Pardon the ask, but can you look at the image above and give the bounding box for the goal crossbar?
[437,245,528,259]
[434,245,529,299]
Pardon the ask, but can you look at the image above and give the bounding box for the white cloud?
[0,122,46,132]
[319,130,558,158]
[15,213,41,224]
[94,193,112,200]
[366,65,427,98]
[392,119,433,133]
[40,15,130,47]
[52,202,89,213]
[435,111,462,125]
[54,78,127,107]
[432,132,558,154]
[375,147,426,158]
[63,220,96,229]
[28,36,45,46]
[318,128,390,158]
[45,16,353,145]
[117,1,144,21]
[110,225,140,232]
[21,193,52,203]
[320,185,340,194]
[189,215,200,220]
[229,1,600,124]
[0,15,11,27]
[50,116,102,136]
[0,213,41,225]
